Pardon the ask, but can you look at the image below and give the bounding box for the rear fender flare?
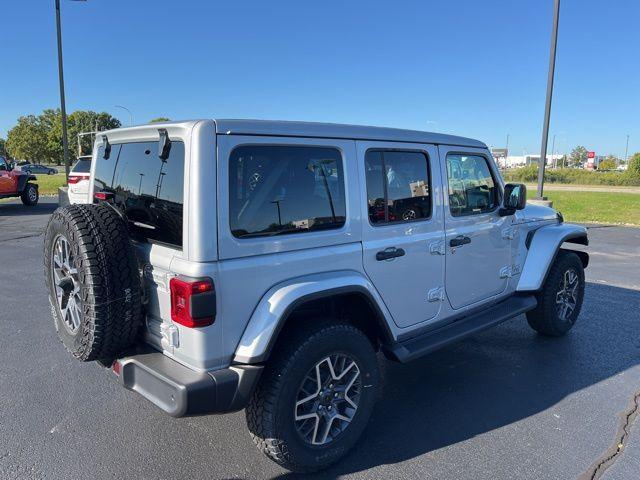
[232,271,395,364]
[517,223,588,292]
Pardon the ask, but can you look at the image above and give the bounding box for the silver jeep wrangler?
[43,119,588,472]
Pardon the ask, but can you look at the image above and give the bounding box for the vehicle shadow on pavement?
[0,201,57,217]
[271,282,639,480]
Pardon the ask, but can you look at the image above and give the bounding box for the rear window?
[72,158,92,173]
[94,140,185,248]
[229,145,346,238]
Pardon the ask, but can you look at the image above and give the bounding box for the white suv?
[67,155,92,204]
[43,120,588,472]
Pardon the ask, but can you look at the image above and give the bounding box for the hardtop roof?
[102,119,486,149]
[214,119,486,148]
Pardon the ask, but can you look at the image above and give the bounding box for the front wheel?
[21,183,38,206]
[527,250,585,336]
[246,322,379,473]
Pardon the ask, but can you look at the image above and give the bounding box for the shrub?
[628,153,640,178]
[503,166,640,186]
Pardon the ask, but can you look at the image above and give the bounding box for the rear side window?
[446,154,498,216]
[229,145,346,238]
[72,158,92,173]
[93,141,185,248]
[365,150,431,224]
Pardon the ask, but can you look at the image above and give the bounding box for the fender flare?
[517,223,588,292]
[232,271,395,364]
[17,175,37,192]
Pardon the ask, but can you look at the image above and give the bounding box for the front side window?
[365,150,431,225]
[446,154,498,216]
[229,145,346,238]
[93,140,185,247]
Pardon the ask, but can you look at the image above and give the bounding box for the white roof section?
[214,119,486,148]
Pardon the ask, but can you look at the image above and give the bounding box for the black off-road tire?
[43,203,143,361]
[20,183,38,206]
[246,322,379,473]
[527,250,585,337]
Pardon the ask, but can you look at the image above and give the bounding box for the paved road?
[525,184,640,194]
[1,199,639,480]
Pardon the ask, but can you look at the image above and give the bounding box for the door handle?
[449,235,471,247]
[376,247,406,261]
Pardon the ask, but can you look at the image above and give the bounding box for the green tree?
[5,115,49,162]
[0,137,6,157]
[149,117,170,123]
[597,157,617,170]
[5,109,121,165]
[569,146,588,167]
[628,153,640,177]
[69,110,121,156]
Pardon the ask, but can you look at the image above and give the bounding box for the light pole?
[115,105,134,126]
[55,0,86,182]
[536,0,561,200]
[505,134,510,169]
[624,134,630,165]
[55,0,71,181]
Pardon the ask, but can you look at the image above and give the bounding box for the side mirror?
[499,183,527,216]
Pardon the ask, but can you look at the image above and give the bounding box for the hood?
[522,203,558,223]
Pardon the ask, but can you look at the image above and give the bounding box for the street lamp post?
[115,105,134,126]
[624,134,630,165]
[55,0,71,182]
[536,0,561,200]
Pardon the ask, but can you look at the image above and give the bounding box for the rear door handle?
[449,235,471,247]
[376,247,406,261]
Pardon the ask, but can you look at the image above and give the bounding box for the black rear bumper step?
[115,350,263,417]
[385,294,537,363]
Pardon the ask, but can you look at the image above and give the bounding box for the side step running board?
[385,295,537,363]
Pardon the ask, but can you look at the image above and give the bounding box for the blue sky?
[1,0,638,158]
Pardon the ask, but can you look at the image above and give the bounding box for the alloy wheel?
[51,234,82,334]
[294,354,362,446]
[555,268,578,321]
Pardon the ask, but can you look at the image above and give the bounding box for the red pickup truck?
[0,156,39,205]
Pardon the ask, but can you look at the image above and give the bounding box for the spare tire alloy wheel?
[294,354,362,446]
[44,204,143,362]
[51,234,82,334]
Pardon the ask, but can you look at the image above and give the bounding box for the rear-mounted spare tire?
[43,203,143,362]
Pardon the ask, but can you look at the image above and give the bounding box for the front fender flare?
[517,223,588,292]
[16,175,37,192]
[233,271,395,364]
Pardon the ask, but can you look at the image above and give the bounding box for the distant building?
[502,154,564,168]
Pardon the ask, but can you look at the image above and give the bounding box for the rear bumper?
[114,351,263,417]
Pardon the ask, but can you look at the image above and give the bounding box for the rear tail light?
[94,191,114,201]
[170,276,216,328]
[67,175,82,184]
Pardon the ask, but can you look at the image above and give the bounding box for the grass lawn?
[528,190,640,226]
[33,173,67,196]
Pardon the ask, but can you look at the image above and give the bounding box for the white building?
[500,154,564,168]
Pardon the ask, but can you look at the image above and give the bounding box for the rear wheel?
[21,183,38,206]
[246,322,379,472]
[527,250,585,336]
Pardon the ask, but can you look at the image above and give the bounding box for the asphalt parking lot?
[1,198,639,480]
